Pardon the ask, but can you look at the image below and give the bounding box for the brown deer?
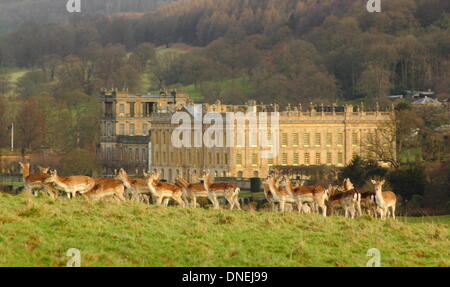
[371,179,397,220]
[82,178,126,201]
[175,176,210,208]
[282,177,328,216]
[18,162,57,199]
[199,171,241,210]
[263,175,295,212]
[145,172,185,207]
[115,168,152,204]
[44,170,96,198]
[327,180,360,219]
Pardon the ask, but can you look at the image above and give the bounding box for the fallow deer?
[82,178,127,201]
[44,170,96,198]
[36,166,49,174]
[145,172,186,207]
[175,176,210,208]
[263,175,295,212]
[327,181,360,219]
[115,168,152,204]
[371,179,397,220]
[199,171,241,210]
[18,162,57,199]
[282,177,328,216]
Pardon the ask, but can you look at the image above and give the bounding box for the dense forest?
[0,0,449,103]
[0,0,177,34]
[0,0,448,210]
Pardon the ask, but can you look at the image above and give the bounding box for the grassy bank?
[0,193,448,267]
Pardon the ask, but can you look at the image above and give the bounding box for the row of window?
[280,132,359,147]
[235,151,345,166]
[152,131,365,147]
[103,147,148,162]
[153,151,230,166]
[104,122,150,136]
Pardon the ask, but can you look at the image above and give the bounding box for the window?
[352,132,358,146]
[327,152,332,165]
[268,158,273,166]
[142,149,147,162]
[337,133,343,146]
[305,152,310,165]
[119,104,125,114]
[252,153,258,166]
[236,154,242,166]
[216,153,220,165]
[129,102,135,117]
[304,133,310,146]
[282,153,287,165]
[315,152,321,165]
[119,124,125,136]
[129,124,135,136]
[367,132,373,146]
[326,133,332,146]
[142,124,148,136]
[224,154,229,165]
[315,133,321,146]
[208,153,212,165]
[293,152,299,165]
[293,133,299,146]
[282,133,288,146]
[338,152,343,165]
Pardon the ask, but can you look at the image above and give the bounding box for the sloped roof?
[411,96,442,106]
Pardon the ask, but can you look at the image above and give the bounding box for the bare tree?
[363,116,399,168]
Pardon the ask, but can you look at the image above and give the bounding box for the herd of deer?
[18,162,397,220]
[263,174,397,219]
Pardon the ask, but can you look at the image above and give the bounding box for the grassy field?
[0,192,448,267]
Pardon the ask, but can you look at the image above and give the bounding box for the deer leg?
[234,196,241,210]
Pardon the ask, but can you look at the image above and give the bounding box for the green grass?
[0,193,448,267]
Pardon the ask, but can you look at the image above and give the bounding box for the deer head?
[371,179,385,193]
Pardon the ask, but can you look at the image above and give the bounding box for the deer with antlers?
[43,170,96,199]
[82,178,127,201]
[175,176,210,208]
[199,171,241,210]
[18,162,57,199]
[371,179,397,220]
[115,168,152,204]
[144,172,186,207]
[281,176,327,216]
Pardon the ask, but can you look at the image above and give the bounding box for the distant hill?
[0,0,178,34]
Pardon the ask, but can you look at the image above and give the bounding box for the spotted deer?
[82,178,126,201]
[44,170,96,198]
[199,171,241,210]
[175,176,210,208]
[115,168,152,204]
[18,162,57,199]
[327,180,360,219]
[371,180,397,220]
[263,175,295,212]
[145,172,186,207]
[282,177,328,216]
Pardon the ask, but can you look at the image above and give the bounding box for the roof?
[411,96,442,106]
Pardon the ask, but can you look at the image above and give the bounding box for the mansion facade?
[99,89,395,181]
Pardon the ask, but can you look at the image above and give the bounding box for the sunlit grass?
[0,193,448,267]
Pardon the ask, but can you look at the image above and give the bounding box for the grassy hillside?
[0,193,448,267]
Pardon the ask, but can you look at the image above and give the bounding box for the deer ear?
[371,179,376,184]
[381,180,385,185]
